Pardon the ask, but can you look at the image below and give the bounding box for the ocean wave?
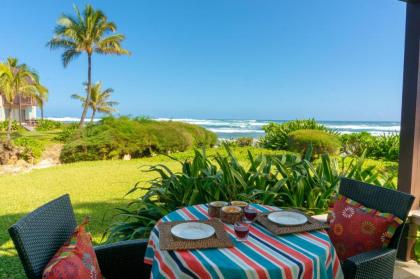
[46,117,100,122]
[208,128,265,134]
[326,124,400,131]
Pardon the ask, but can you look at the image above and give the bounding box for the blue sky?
[0,0,406,121]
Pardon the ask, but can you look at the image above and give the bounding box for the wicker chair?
[338,178,415,279]
[8,194,151,279]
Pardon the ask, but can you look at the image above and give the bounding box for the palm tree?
[34,89,48,120]
[47,4,129,129]
[72,82,118,123]
[21,67,48,122]
[0,58,46,140]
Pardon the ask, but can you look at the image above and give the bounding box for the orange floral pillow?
[43,218,102,279]
[327,195,403,260]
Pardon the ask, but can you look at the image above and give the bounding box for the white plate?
[171,222,215,240]
[268,211,308,226]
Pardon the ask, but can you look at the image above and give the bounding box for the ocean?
[47,117,400,140]
[156,119,400,139]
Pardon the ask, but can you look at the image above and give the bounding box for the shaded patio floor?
[395,260,420,278]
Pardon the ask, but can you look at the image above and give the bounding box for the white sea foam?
[326,125,400,131]
[208,128,264,134]
[46,117,100,122]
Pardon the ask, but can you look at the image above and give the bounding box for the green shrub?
[260,119,336,150]
[235,137,254,147]
[36,119,63,131]
[60,117,217,163]
[288,129,341,157]
[55,123,79,142]
[0,121,23,132]
[341,132,399,162]
[13,137,45,162]
[340,132,372,156]
[106,145,396,241]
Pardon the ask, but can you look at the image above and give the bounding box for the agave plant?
[106,145,397,242]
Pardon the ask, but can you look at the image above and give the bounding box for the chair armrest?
[94,239,151,279]
[341,248,396,279]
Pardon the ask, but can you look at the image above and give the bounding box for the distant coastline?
[46,117,400,139]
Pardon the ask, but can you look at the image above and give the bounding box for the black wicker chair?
[338,178,415,279]
[8,194,151,279]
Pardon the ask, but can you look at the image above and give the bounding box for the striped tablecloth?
[145,204,343,279]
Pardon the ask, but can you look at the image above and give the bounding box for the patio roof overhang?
[396,0,420,260]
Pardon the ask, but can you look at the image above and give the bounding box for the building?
[0,94,37,123]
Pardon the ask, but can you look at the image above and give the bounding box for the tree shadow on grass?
[0,198,133,279]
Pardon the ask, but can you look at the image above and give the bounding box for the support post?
[398,0,420,261]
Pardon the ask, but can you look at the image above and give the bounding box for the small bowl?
[220,206,242,224]
[208,201,228,218]
[230,201,248,210]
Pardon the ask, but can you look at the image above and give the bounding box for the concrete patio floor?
[395,260,420,278]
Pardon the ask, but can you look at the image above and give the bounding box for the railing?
[1,95,36,106]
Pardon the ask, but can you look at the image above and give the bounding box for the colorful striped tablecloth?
[145,204,343,279]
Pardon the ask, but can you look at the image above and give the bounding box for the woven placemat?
[256,209,329,235]
[158,219,233,251]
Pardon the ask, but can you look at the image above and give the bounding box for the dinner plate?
[267,211,308,226]
[171,222,215,240]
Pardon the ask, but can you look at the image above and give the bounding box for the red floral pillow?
[43,218,102,279]
[327,194,403,261]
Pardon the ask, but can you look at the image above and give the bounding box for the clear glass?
[234,222,249,241]
[243,206,257,224]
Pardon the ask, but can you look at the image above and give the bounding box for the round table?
[144,204,343,279]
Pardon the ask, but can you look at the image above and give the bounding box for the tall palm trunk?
[41,105,44,120]
[79,53,92,129]
[90,109,96,123]
[18,94,22,124]
[6,105,13,141]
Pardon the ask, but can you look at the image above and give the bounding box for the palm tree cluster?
[72,82,118,123]
[48,4,129,128]
[0,57,48,140]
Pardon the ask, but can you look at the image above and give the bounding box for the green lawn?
[0,156,180,279]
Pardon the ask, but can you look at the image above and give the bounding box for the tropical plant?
[21,66,48,122]
[34,88,48,120]
[0,120,23,133]
[72,82,118,123]
[55,123,79,142]
[47,4,130,128]
[234,137,254,147]
[106,145,396,241]
[0,57,47,140]
[36,119,63,131]
[341,132,400,162]
[13,137,45,162]
[260,119,337,150]
[288,129,341,157]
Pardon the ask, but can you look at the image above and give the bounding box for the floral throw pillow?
[43,218,102,279]
[327,194,403,261]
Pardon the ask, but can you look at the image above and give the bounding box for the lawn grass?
[0,156,180,279]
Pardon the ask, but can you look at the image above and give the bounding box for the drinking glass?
[234,222,249,241]
[243,206,257,224]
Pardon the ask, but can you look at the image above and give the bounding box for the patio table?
[144,204,343,279]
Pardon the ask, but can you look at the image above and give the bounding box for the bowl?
[230,201,248,210]
[220,206,242,224]
[208,201,228,218]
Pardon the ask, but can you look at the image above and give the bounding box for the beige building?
[0,94,37,123]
